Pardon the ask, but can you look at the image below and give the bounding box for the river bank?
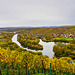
[12,34,55,58]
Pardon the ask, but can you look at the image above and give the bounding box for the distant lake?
[12,34,55,58]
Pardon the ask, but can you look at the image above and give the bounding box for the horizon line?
[0,25,75,28]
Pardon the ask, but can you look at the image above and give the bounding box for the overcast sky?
[0,0,75,27]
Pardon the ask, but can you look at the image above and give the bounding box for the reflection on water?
[12,34,55,58]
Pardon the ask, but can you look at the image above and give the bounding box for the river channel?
[12,34,55,58]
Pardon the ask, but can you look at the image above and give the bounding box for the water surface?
[12,34,55,58]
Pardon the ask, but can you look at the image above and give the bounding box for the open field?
[54,38,75,41]
[0,35,4,38]
[0,35,8,46]
[0,41,7,44]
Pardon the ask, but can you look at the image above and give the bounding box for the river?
[12,34,55,58]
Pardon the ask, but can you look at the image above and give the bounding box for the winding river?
[12,34,55,58]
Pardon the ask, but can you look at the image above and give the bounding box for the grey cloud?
[0,0,75,27]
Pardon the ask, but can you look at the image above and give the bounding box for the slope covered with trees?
[0,48,75,75]
[17,32,43,50]
[53,41,75,59]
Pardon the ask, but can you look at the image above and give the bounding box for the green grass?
[33,73,48,75]
[55,38,75,41]
[0,35,7,45]
[0,41,7,44]
[0,35,4,38]
[33,72,74,75]
[1,69,75,75]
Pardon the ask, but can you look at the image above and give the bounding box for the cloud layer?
[0,0,75,27]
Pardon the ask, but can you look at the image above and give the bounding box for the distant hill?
[0,25,75,29]
[30,26,75,36]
